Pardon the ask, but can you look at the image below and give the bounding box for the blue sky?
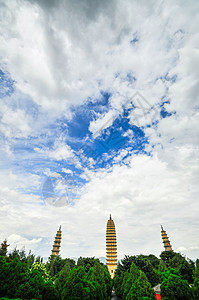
[0,0,199,260]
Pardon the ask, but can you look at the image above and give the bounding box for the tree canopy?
[1,246,198,300]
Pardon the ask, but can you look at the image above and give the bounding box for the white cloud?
[176,246,187,252]
[0,0,199,261]
[89,110,118,137]
[7,234,42,251]
[0,104,32,138]
[62,168,73,175]
[35,140,74,161]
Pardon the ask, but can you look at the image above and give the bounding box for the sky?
[0,0,199,261]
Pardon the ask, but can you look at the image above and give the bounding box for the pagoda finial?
[59,225,61,231]
[161,225,163,231]
[110,214,112,220]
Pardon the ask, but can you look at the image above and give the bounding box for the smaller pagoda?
[161,225,173,251]
[51,226,62,256]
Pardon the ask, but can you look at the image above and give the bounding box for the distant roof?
[153,284,161,293]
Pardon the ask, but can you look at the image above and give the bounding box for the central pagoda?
[106,214,117,278]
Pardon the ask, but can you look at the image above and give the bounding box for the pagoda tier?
[106,214,117,278]
[51,226,62,256]
[161,225,173,251]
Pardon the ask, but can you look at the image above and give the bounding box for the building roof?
[153,284,161,294]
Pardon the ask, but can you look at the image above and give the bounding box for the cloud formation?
[0,0,199,260]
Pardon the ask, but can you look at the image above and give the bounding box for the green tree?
[43,279,59,300]
[87,261,112,299]
[8,248,27,262]
[159,251,176,267]
[126,271,156,300]
[17,269,44,300]
[161,274,193,300]
[114,270,129,298]
[117,255,159,287]
[31,262,49,282]
[46,255,75,278]
[0,257,29,299]
[0,298,23,300]
[47,255,65,277]
[194,259,199,279]
[26,250,35,267]
[160,251,194,283]
[0,255,59,300]
[193,259,199,299]
[147,254,160,269]
[55,261,71,295]
[178,259,194,283]
[193,277,199,299]
[124,263,156,300]
[158,259,167,273]
[77,257,102,272]
[61,266,102,300]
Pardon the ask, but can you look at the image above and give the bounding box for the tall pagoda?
[161,225,173,251]
[51,226,62,256]
[106,214,117,278]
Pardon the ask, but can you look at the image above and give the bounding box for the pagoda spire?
[161,225,173,251]
[106,215,117,278]
[51,226,62,256]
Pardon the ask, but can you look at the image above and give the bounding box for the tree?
[178,259,194,283]
[17,269,44,300]
[0,257,29,299]
[0,240,9,256]
[114,270,129,298]
[147,254,160,269]
[31,262,49,282]
[77,257,102,272]
[26,250,35,267]
[87,261,112,299]
[0,298,23,300]
[46,255,75,278]
[194,259,199,279]
[161,274,193,300]
[47,255,65,277]
[55,261,71,295]
[159,251,176,267]
[0,255,59,300]
[43,280,59,300]
[119,255,135,273]
[61,266,103,300]
[124,263,156,300]
[8,248,27,262]
[117,255,159,286]
[161,268,179,281]
[193,259,199,299]
[126,271,156,300]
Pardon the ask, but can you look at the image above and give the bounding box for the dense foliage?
[1,242,199,300]
[114,251,198,300]
[114,262,156,299]
[0,247,112,300]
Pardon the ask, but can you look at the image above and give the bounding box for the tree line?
[114,251,199,299]
[0,242,199,299]
[0,246,112,300]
